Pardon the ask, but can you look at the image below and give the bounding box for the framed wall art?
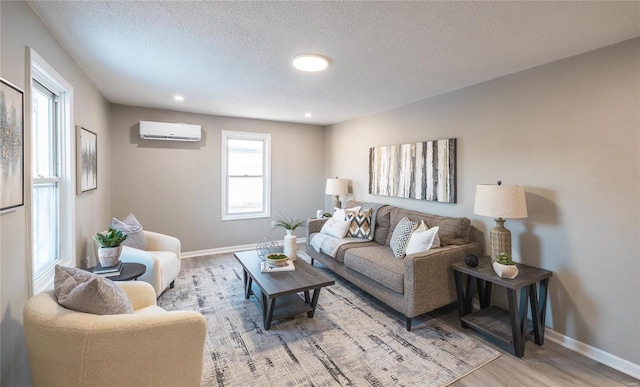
[77,126,97,194]
[369,138,456,203]
[0,78,24,213]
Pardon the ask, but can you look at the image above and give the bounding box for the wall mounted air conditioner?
[139,121,201,142]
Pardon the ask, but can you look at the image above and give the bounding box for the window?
[30,49,74,295]
[221,131,270,220]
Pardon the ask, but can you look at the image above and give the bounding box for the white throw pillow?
[333,206,361,221]
[320,216,351,239]
[405,223,441,255]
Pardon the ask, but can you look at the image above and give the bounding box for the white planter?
[493,262,519,279]
[283,230,297,261]
[98,246,122,267]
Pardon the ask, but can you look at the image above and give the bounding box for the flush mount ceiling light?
[305,112,312,117]
[174,95,184,102]
[293,54,329,72]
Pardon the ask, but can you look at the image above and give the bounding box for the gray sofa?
[306,200,482,331]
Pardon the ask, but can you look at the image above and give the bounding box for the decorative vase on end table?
[97,245,123,267]
[492,253,519,279]
[93,228,128,267]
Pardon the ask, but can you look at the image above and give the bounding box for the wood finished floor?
[181,251,639,387]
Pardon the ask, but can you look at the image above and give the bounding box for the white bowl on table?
[266,253,289,267]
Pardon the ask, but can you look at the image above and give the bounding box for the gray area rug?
[158,259,499,387]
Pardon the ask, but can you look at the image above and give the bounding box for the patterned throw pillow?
[389,217,419,258]
[110,213,147,250]
[346,208,373,239]
[54,265,134,315]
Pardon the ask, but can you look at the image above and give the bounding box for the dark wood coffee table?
[234,250,335,330]
[88,262,146,281]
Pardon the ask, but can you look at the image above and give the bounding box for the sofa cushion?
[54,265,134,315]
[386,208,471,246]
[372,205,392,245]
[309,232,379,263]
[344,246,405,293]
[390,217,419,258]
[346,207,373,238]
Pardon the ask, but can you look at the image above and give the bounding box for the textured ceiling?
[28,1,640,125]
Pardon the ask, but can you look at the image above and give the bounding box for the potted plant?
[94,228,128,267]
[492,253,519,279]
[272,213,306,234]
[272,213,306,261]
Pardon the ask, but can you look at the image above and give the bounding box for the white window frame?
[221,130,271,221]
[29,48,75,296]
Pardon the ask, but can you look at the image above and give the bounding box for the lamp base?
[332,196,342,209]
[490,218,512,261]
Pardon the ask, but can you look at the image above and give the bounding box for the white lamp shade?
[325,178,348,196]
[474,184,528,219]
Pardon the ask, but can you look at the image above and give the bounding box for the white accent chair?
[95,230,181,297]
[24,281,207,387]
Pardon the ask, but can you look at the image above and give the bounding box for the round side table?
[88,262,146,281]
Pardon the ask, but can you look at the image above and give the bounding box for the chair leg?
[406,317,412,331]
[170,280,175,289]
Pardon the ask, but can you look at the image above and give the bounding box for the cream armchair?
[95,230,181,296]
[24,281,206,387]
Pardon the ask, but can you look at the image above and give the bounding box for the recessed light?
[305,112,312,118]
[293,54,329,72]
[174,95,184,102]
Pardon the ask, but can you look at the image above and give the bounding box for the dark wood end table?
[234,250,335,330]
[88,262,146,281]
[451,257,552,357]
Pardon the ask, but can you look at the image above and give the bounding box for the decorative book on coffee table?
[260,261,295,273]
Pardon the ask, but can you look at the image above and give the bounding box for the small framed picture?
[77,126,97,194]
[0,78,25,213]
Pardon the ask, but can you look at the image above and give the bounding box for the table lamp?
[473,181,528,261]
[325,178,349,209]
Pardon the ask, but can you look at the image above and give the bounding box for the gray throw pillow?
[110,213,148,250]
[389,217,419,258]
[54,265,134,315]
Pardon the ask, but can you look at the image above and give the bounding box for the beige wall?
[0,2,112,385]
[326,38,640,365]
[109,105,325,252]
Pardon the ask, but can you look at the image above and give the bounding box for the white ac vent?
[139,121,201,142]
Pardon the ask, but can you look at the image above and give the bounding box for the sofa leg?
[170,280,175,289]
[406,317,412,331]
[310,258,314,266]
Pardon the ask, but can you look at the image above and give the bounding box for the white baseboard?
[545,328,640,380]
[180,238,307,259]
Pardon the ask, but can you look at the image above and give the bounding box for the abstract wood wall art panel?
[0,79,24,212]
[369,138,456,203]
